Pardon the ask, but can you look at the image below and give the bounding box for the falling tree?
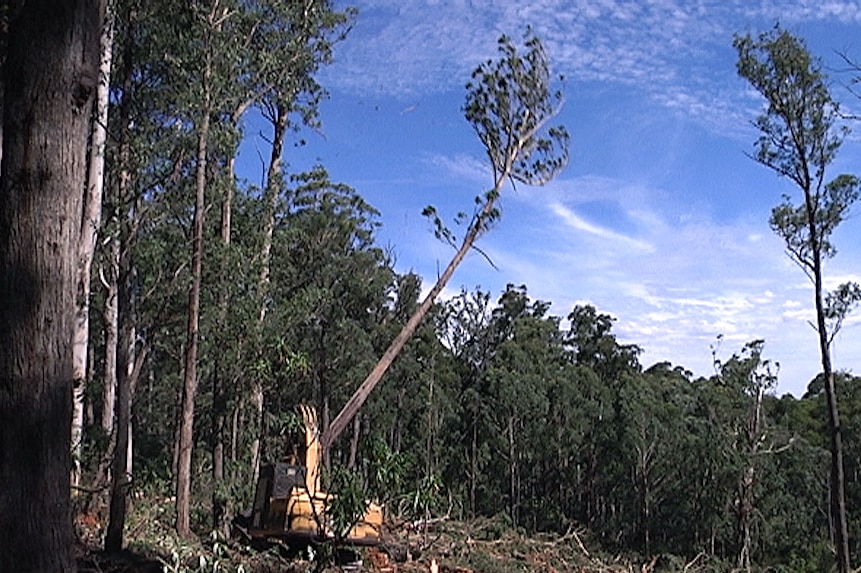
[735,26,860,573]
[321,29,569,452]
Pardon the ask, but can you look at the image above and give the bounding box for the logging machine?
[239,404,383,545]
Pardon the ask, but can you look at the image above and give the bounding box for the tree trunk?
[104,289,138,552]
[798,184,852,573]
[101,236,119,439]
[508,415,517,526]
[175,41,212,536]
[99,1,134,486]
[321,172,507,452]
[72,2,114,489]
[212,179,230,483]
[0,1,102,571]
[249,100,289,484]
[348,413,361,470]
[470,418,477,518]
[814,261,851,573]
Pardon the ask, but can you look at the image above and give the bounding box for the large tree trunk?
[0,1,103,571]
[72,3,115,489]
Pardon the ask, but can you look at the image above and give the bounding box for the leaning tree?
[322,29,570,452]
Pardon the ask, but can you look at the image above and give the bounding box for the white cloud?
[326,0,861,141]
[424,153,490,185]
[550,202,654,253]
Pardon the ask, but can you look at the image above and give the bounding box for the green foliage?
[323,465,369,542]
[464,29,569,186]
[160,532,248,573]
[735,28,841,179]
[367,437,408,506]
[825,281,861,340]
[423,29,569,248]
[735,26,859,272]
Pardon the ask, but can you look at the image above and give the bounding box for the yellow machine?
[245,404,383,545]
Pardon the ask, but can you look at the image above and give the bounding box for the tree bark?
[99,0,134,487]
[101,236,119,439]
[0,0,103,570]
[105,321,146,552]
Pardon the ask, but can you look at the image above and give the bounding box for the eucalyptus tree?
[617,366,690,556]
[0,0,103,570]
[559,305,646,545]
[264,167,392,447]
[480,285,564,526]
[322,29,569,453]
[565,304,641,385]
[735,27,859,572]
[712,340,779,571]
[246,0,354,484]
[163,0,294,535]
[361,274,458,473]
[103,0,200,546]
[71,2,115,488]
[438,287,494,515]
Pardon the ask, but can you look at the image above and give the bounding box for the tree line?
[1,2,861,572]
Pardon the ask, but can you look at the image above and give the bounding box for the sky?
[240,0,861,397]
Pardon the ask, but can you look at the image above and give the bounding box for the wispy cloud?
[424,153,490,185]
[325,0,861,136]
[550,202,654,253]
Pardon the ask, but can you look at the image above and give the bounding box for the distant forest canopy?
[4,0,861,571]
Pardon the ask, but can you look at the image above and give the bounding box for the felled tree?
[321,29,569,451]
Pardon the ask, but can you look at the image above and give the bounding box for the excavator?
[240,404,383,545]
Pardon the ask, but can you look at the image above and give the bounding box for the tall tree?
[321,29,569,451]
[248,0,353,484]
[0,0,103,570]
[71,3,113,488]
[735,26,860,573]
[175,0,218,536]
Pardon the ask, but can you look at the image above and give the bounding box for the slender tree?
[71,2,114,488]
[0,0,103,570]
[321,29,569,452]
[175,0,215,535]
[248,0,353,484]
[713,340,779,571]
[735,27,859,573]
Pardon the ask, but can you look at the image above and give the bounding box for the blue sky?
[241,1,861,396]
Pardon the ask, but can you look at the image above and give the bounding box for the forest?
[1,1,861,573]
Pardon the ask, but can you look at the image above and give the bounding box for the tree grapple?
[240,404,383,545]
